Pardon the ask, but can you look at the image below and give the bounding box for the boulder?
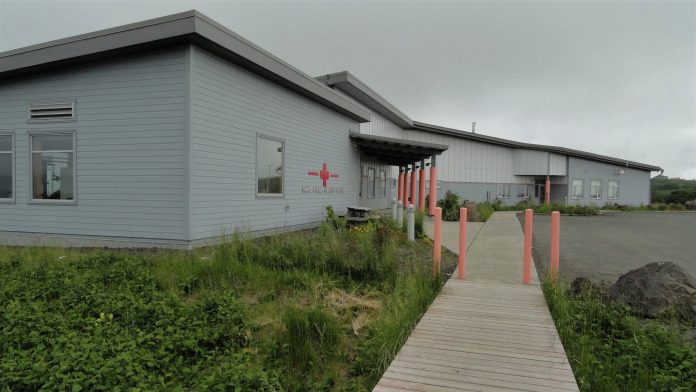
[685,200,696,210]
[607,262,696,319]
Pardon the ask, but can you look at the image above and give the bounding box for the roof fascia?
[412,121,661,172]
[317,71,413,128]
[0,11,371,123]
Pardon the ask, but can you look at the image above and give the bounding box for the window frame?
[590,179,602,199]
[497,184,511,198]
[379,170,386,198]
[256,134,285,198]
[28,130,77,204]
[516,185,531,198]
[367,167,375,199]
[571,179,584,200]
[0,133,15,203]
[608,180,619,200]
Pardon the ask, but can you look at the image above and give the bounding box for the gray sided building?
[0,11,661,249]
[0,11,372,248]
[319,73,660,208]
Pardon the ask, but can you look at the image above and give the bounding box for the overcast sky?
[2,0,694,178]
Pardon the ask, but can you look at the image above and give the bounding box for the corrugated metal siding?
[0,48,187,240]
[567,156,652,206]
[405,130,518,184]
[189,47,360,240]
[512,150,566,176]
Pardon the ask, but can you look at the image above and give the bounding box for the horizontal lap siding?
[567,157,651,206]
[0,48,187,240]
[190,48,359,240]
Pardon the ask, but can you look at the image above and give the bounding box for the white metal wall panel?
[512,150,567,176]
[0,47,188,242]
[189,47,360,240]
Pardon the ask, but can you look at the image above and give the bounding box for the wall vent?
[29,102,75,120]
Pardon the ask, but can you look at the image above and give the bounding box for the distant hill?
[651,178,696,204]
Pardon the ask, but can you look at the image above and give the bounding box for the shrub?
[476,203,494,222]
[283,307,341,373]
[436,191,463,221]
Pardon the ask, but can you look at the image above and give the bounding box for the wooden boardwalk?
[374,212,579,391]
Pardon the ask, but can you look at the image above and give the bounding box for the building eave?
[412,121,662,172]
[0,10,371,123]
[316,71,413,128]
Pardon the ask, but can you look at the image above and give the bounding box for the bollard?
[396,201,403,228]
[523,209,533,284]
[458,207,467,279]
[407,204,415,242]
[433,207,442,276]
[550,211,560,279]
[391,198,397,221]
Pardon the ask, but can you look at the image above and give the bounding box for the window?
[379,170,386,197]
[497,184,510,198]
[367,168,375,198]
[517,185,530,198]
[590,180,602,199]
[31,133,75,201]
[0,135,13,200]
[608,180,619,199]
[29,101,75,121]
[572,179,584,199]
[257,136,283,195]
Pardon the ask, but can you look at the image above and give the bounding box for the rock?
[607,262,696,319]
[569,277,603,298]
[685,200,696,210]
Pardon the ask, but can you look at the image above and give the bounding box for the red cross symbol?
[308,163,339,187]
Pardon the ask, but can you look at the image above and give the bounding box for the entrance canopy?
[349,132,448,167]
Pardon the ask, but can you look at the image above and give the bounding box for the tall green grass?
[542,275,696,391]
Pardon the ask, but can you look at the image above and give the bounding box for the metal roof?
[316,71,413,128]
[349,132,448,167]
[0,10,371,123]
[412,121,662,172]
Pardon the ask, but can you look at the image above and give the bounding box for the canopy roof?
[349,132,448,167]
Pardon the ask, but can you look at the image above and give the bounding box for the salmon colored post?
[523,209,533,284]
[458,207,467,279]
[410,168,417,209]
[418,166,426,211]
[433,207,442,276]
[429,166,437,216]
[545,180,551,205]
[403,169,409,208]
[397,171,403,202]
[551,211,560,279]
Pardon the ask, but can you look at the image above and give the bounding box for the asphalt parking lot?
[518,212,696,283]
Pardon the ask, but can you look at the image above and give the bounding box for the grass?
[0,212,445,392]
[541,274,696,391]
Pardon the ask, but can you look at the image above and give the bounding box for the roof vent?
[29,101,75,120]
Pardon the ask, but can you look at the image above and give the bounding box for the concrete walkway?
[374,211,578,391]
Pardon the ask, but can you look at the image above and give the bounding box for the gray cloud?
[2,0,694,178]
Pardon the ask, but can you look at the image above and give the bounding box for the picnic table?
[345,206,372,225]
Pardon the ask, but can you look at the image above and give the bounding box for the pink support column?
[397,171,403,202]
[545,180,551,205]
[523,209,533,285]
[403,169,409,208]
[458,207,467,279]
[418,165,426,212]
[551,211,560,279]
[429,164,437,216]
[434,207,442,276]
[410,166,417,208]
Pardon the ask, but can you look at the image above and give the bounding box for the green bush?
[542,275,696,392]
[436,190,464,221]
[476,203,494,222]
[283,307,341,373]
